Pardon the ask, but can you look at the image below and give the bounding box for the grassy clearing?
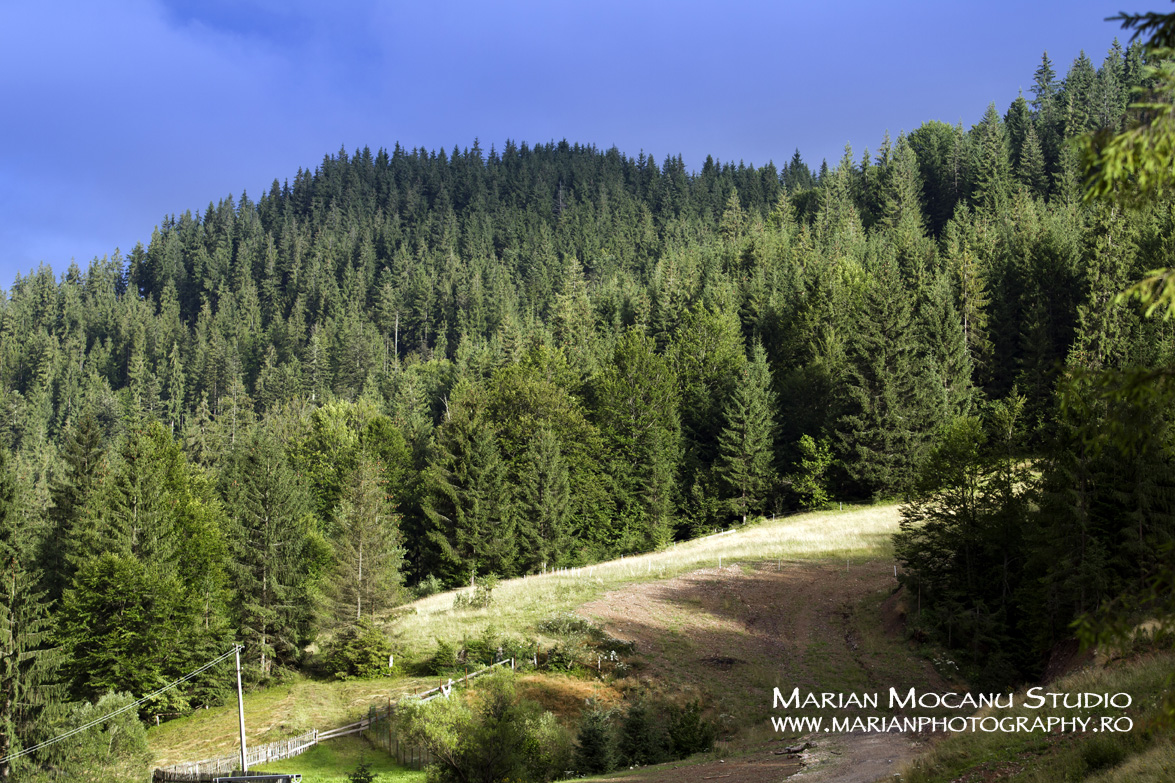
[898,652,1175,783]
[252,735,424,783]
[150,504,901,770]
[387,504,900,660]
[148,673,433,766]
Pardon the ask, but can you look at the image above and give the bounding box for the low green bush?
[323,621,394,680]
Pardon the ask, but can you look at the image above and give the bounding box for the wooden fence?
[152,658,514,782]
[152,730,317,781]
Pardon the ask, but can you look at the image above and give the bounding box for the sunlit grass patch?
[387,503,901,661]
[252,735,423,783]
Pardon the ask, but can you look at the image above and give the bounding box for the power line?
[1,645,241,765]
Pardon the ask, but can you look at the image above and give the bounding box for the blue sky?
[0,1,1136,288]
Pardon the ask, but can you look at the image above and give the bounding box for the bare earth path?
[579,559,949,783]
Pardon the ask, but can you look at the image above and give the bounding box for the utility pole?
[235,644,248,773]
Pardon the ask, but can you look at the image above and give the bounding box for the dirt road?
[579,559,948,783]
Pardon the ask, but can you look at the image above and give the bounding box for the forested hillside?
[0,37,1173,777]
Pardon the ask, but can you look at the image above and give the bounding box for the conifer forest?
[2,31,1175,780]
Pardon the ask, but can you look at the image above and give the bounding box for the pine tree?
[715,342,776,524]
[837,258,933,497]
[222,428,316,676]
[0,447,61,781]
[575,703,616,774]
[972,104,1012,214]
[517,429,572,571]
[329,456,404,625]
[595,329,681,551]
[918,272,974,423]
[42,410,105,605]
[1017,121,1048,198]
[422,382,517,582]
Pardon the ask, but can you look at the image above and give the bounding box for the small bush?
[414,573,444,599]
[461,625,501,667]
[1082,735,1128,772]
[574,702,617,774]
[348,755,376,783]
[323,621,393,680]
[668,700,716,758]
[618,699,668,766]
[397,672,571,783]
[453,574,498,609]
[537,612,599,637]
[419,637,459,675]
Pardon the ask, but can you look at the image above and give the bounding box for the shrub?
[668,700,716,758]
[397,672,571,783]
[537,612,599,637]
[574,701,617,774]
[323,621,394,679]
[1082,736,1128,773]
[419,638,459,675]
[348,755,376,783]
[453,574,498,610]
[414,573,444,599]
[618,698,668,766]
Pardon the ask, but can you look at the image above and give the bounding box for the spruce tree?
[715,342,776,524]
[422,382,517,582]
[1017,121,1048,198]
[222,427,317,676]
[42,410,105,605]
[329,455,404,625]
[0,447,61,781]
[595,329,681,550]
[972,103,1012,214]
[517,429,572,571]
[837,258,933,497]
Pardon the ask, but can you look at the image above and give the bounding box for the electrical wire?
[0,644,242,764]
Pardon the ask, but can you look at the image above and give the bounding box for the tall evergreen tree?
[595,330,681,550]
[328,455,404,625]
[222,428,318,676]
[422,382,517,582]
[517,429,572,571]
[715,342,777,524]
[837,258,933,496]
[42,410,105,605]
[0,447,61,781]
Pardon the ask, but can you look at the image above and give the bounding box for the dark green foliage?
[666,700,716,758]
[323,621,393,680]
[595,329,681,550]
[715,341,776,523]
[57,553,203,709]
[42,410,105,605]
[222,427,319,677]
[894,399,1037,685]
[837,258,934,497]
[0,45,1168,714]
[400,673,571,783]
[0,447,63,781]
[38,692,151,781]
[422,383,517,583]
[574,702,616,774]
[618,699,667,766]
